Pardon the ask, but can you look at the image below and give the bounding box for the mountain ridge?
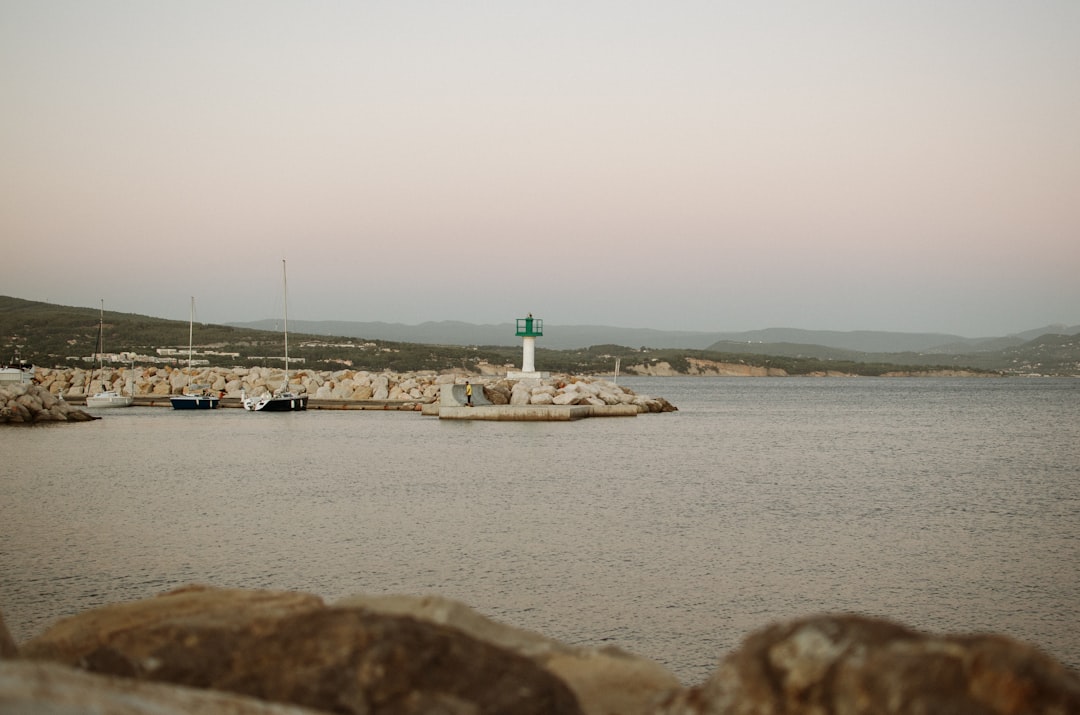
[226,318,1080,354]
[2,296,1077,375]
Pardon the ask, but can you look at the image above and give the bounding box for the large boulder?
[509,382,532,405]
[530,391,555,405]
[19,585,582,715]
[372,375,390,401]
[351,382,374,400]
[483,383,510,404]
[338,593,682,715]
[168,368,188,392]
[658,614,1080,715]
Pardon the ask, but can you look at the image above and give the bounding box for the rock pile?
[485,377,676,412]
[2,586,1077,715]
[0,383,96,423]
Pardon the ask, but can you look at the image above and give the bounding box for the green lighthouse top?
[515,314,542,337]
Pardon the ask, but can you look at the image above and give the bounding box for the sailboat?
[170,296,220,410]
[241,260,308,412]
[86,300,134,409]
[0,347,34,385]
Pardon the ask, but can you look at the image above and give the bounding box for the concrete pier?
[435,404,639,420]
[66,395,427,411]
[63,394,640,418]
[438,405,592,421]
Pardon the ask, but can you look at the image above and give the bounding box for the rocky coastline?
[635,357,996,378]
[2,585,1077,714]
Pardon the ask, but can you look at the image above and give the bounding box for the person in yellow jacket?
[465,381,473,406]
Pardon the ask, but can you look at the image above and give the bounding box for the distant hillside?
[706,328,1026,354]
[229,319,1079,354]
[5,296,1078,376]
[228,319,724,350]
[707,333,1080,375]
[223,317,1080,376]
[1010,323,1080,341]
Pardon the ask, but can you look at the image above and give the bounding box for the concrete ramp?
[439,404,591,420]
[440,383,491,407]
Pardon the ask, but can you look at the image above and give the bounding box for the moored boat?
[170,392,221,410]
[242,259,307,412]
[0,349,33,385]
[171,297,220,410]
[241,390,308,411]
[86,300,133,409]
[86,389,135,409]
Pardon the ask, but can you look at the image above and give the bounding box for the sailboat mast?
[187,296,195,382]
[88,299,104,394]
[282,259,289,382]
[97,299,105,377]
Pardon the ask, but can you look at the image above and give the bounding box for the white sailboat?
[241,260,308,412]
[86,300,134,409]
[0,347,34,385]
[170,296,220,410]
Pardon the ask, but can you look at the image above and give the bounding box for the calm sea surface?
[2,377,1078,684]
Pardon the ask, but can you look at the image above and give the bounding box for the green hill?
[5,295,1075,376]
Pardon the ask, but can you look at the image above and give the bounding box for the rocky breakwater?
[0,383,95,424]
[2,586,1078,715]
[483,377,677,413]
[31,366,677,412]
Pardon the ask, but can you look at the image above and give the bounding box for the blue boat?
[171,297,219,410]
[170,393,220,410]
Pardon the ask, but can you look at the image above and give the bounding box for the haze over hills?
[2,296,1077,375]
[227,319,1080,354]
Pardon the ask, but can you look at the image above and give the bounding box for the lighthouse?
[508,313,548,379]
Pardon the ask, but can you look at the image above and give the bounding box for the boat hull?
[170,395,220,410]
[242,389,308,411]
[86,392,134,409]
[254,395,308,411]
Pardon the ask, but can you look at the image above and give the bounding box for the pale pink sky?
[2,1,1077,336]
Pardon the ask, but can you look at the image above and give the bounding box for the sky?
[2,1,1078,337]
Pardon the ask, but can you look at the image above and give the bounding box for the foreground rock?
[16,585,583,715]
[339,593,681,715]
[658,614,1080,715]
[0,383,96,424]
[6,587,1078,715]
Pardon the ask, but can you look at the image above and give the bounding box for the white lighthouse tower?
[507,313,548,379]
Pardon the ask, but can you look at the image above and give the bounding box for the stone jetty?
[2,585,1078,714]
[19,365,677,415]
[0,383,96,423]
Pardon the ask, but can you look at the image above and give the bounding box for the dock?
[62,383,647,420]
[66,395,427,411]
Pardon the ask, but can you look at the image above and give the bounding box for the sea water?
[1,377,1077,684]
